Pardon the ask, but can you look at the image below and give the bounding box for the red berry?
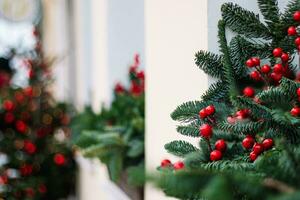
[173,161,184,170]
[253,143,264,155]
[251,57,260,66]
[288,26,297,36]
[242,137,255,149]
[246,59,255,68]
[53,153,66,166]
[161,159,171,167]
[297,88,300,97]
[236,109,250,119]
[210,150,222,161]
[249,151,258,161]
[15,120,27,133]
[227,116,236,124]
[261,65,271,74]
[215,139,227,152]
[24,141,36,154]
[273,64,284,74]
[281,53,289,63]
[262,138,274,150]
[38,184,47,194]
[290,107,300,116]
[295,37,300,46]
[200,124,213,138]
[273,48,283,57]
[199,109,207,119]
[250,71,261,81]
[270,72,282,82]
[294,11,300,21]
[3,100,14,111]
[205,105,215,115]
[243,87,255,97]
[114,83,125,94]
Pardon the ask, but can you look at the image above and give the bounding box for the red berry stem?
[206,138,212,152]
[207,116,216,125]
[254,66,269,85]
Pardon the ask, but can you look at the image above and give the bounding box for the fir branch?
[229,35,271,78]
[165,140,198,157]
[280,78,300,99]
[218,20,238,96]
[201,81,229,102]
[257,87,293,105]
[171,101,209,122]
[221,3,271,39]
[281,0,300,27]
[218,121,265,134]
[195,51,223,79]
[257,0,280,30]
[177,124,200,138]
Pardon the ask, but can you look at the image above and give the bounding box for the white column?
[90,0,109,111]
[42,0,72,102]
[145,1,208,199]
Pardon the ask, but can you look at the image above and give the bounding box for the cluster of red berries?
[198,105,228,161]
[287,11,300,50]
[199,105,215,119]
[246,48,290,84]
[160,159,185,170]
[114,54,145,96]
[227,109,251,124]
[242,135,273,161]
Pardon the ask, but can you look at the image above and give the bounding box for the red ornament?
[4,112,15,123]
[54,153,66,166]
[261,65,271,74]
[15,120,27,133]
[38,184,47,194]
[199,109,207,119]
[25,188,35,198]
[242,137,255,149]
[251,57,260,66]
[205,105,215,115]
[250,71,261,81]
[288,26,297,36]
[246,59,255,68]
[161,159,171,167]
[243,87,255,97]
[253,143,264,155]
[295,37,300,46]
[199,124,213,138]
[24,141,36,154]
[210,150,222,161]
[3,100,14,111]
[173,161,184,170]
[215,139,227,152]
[293,11,300,21]
[290,107,300,116]
[273,64,284,74]
[273,48,283,57]
[20,164,33,176]
[297,88,300,96]
[281,53,289,63]
[262,138,274,150]
[270,72,282,82]
[249,151,258,161]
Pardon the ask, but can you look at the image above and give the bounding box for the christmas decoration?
[155,1,300,199]
[0,27,76,200]
[73,54,145,200]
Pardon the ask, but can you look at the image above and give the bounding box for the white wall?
[145,0,208,199]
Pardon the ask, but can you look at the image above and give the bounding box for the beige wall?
[145,0,208,199]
